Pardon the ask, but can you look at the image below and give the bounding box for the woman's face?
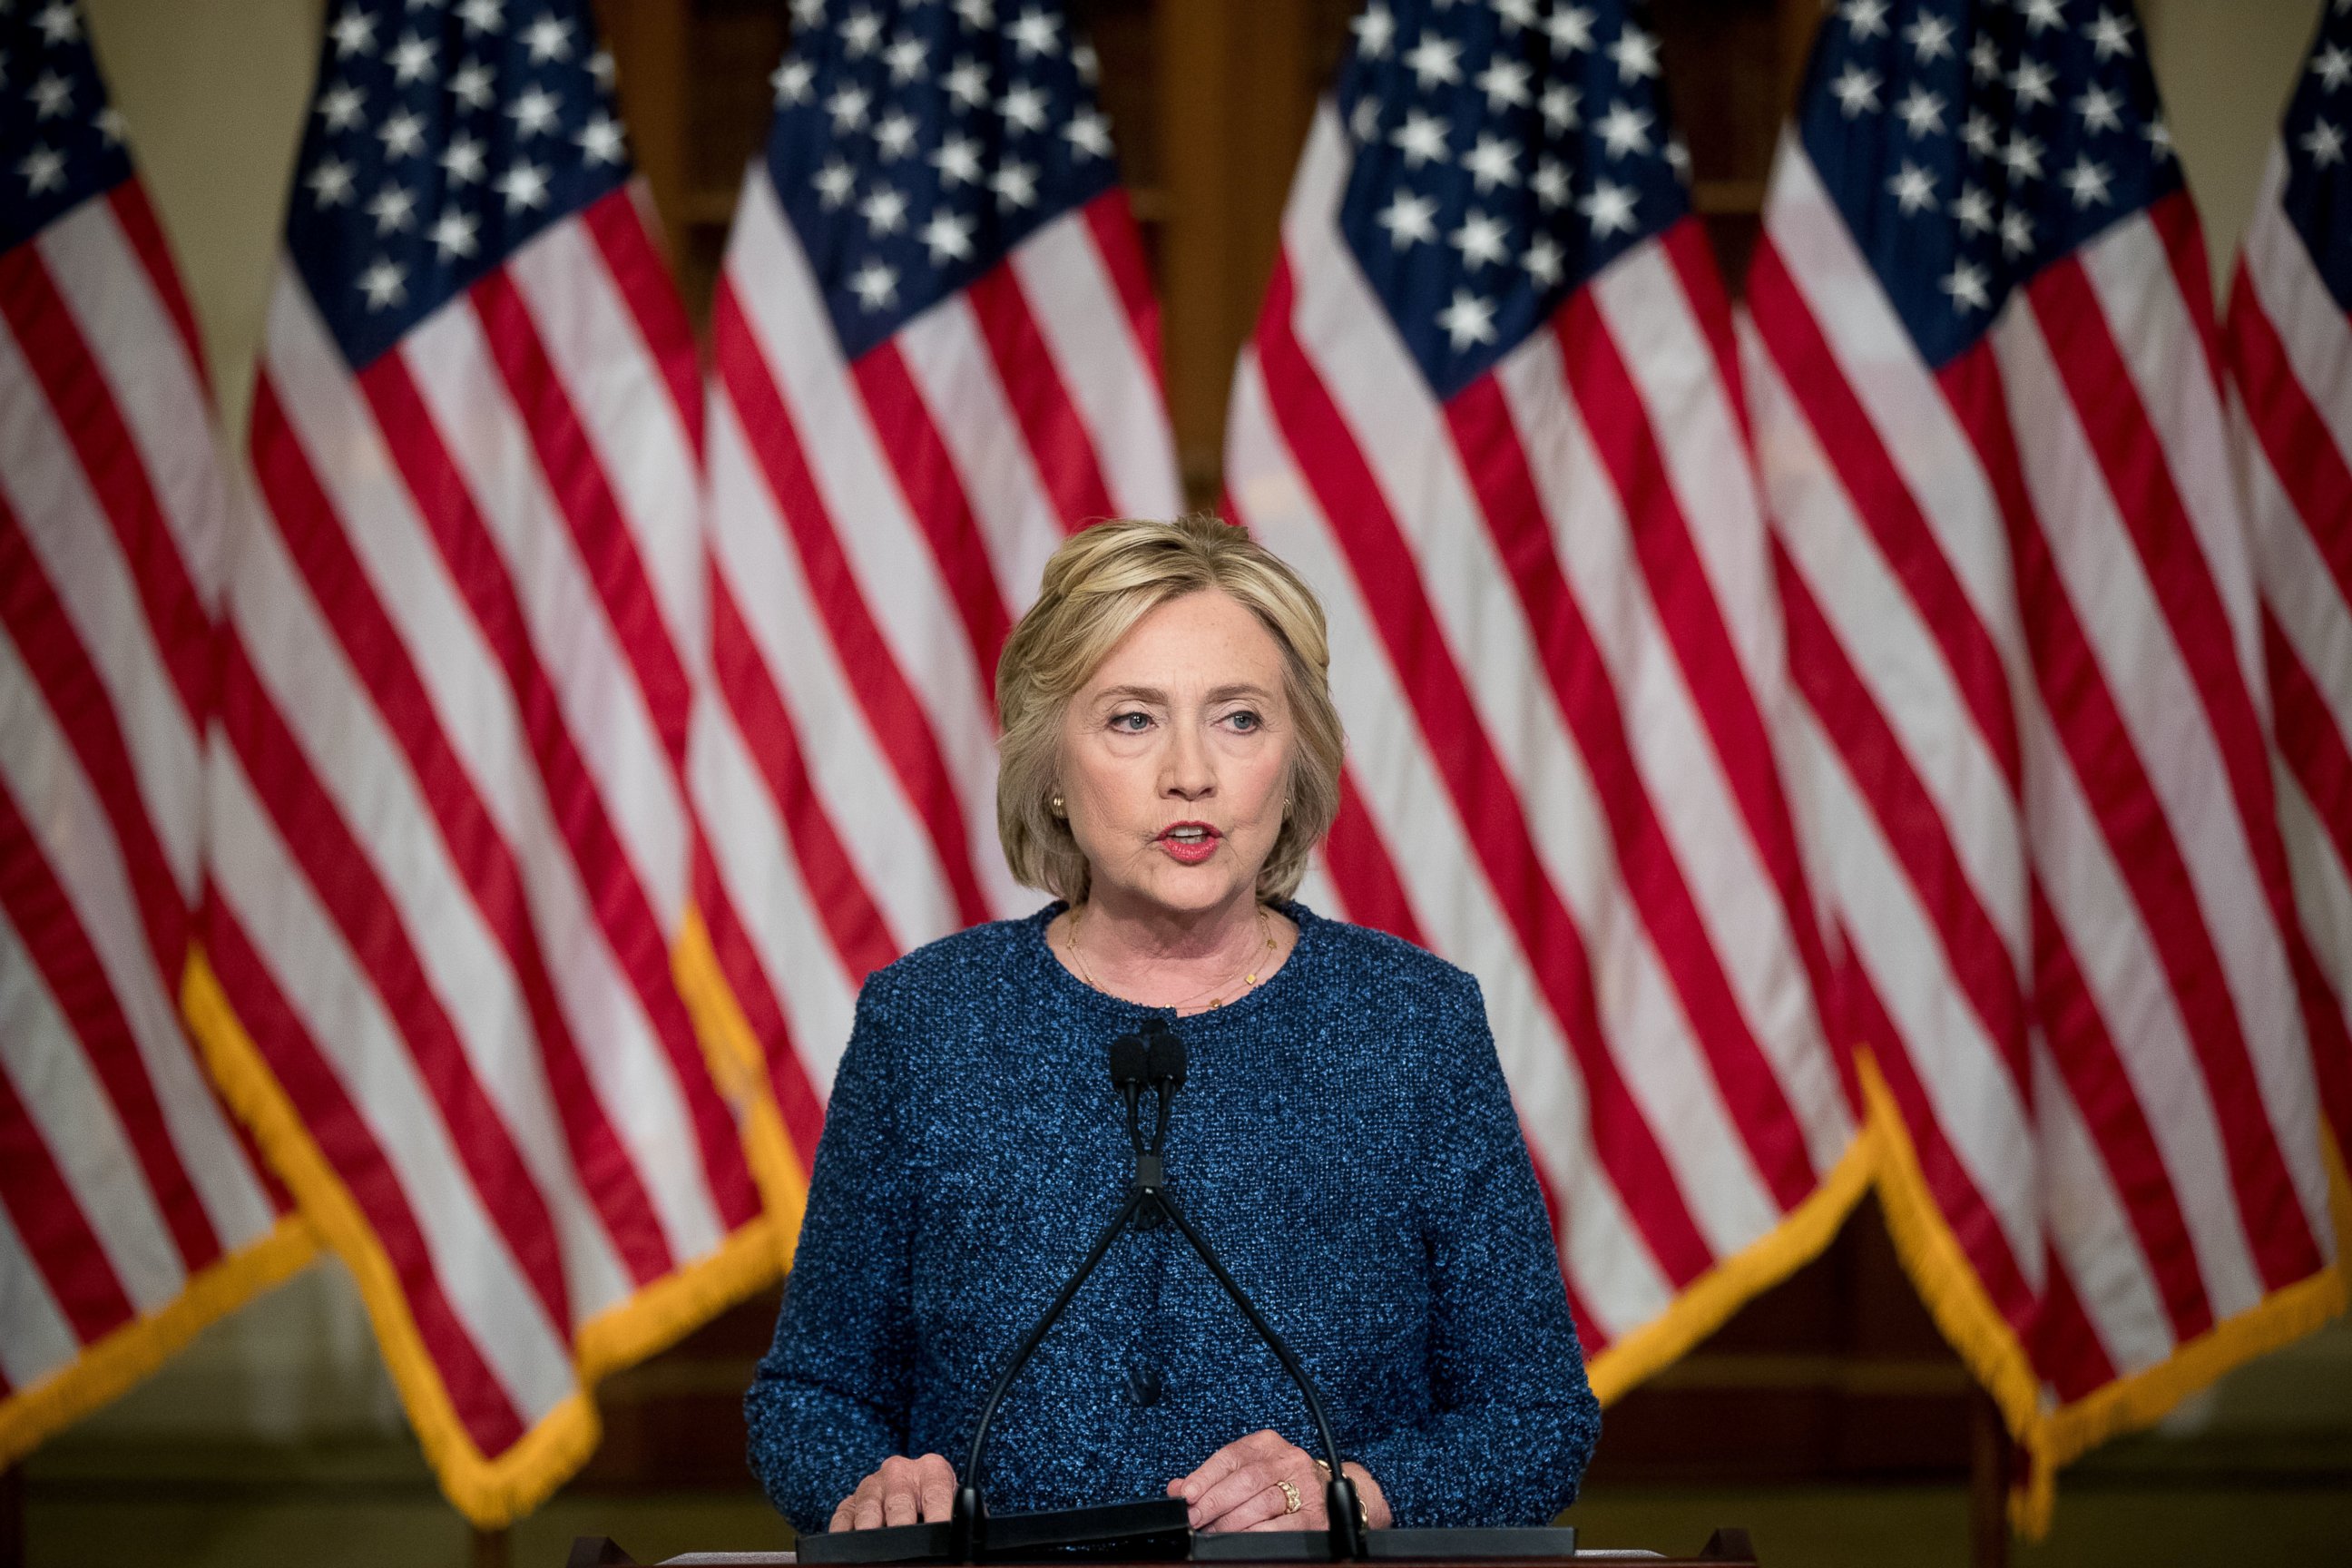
[1058,589,1293,921]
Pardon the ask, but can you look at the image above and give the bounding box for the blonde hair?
[996,516,1345,906]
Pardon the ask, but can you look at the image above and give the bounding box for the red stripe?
[2030,884,2215,1344]
[579,187,704,455]
[201,894,528,1455]
[1320,766,1424,947]
[0,1044,136,1344]
[1746,238,2023,791]
[963,262,1119,526]
[851,343,1017,689]
[691,842,827,1171]
[104,181,211,397]
[1446,369,1815,1210]
[712,279,994,930]
[215,627,575,1334]
[0,781,220,1275]
[249,375,678,1285]
[1658,220,1749,441]
[0,497,188,988]
[343,357,759,1235]
[1254,253,1714,1288]
[710,576,898,984]
[1524,1152,1610,1357]
[2023,257,2324,1290]
[2035,1250,2120,1403]
[2228,269,2352,610]
[468,267,694,771]
[2285,916,2352,1191]
[2268,612,2352,888]
[0,242,211,728]
[1081,191,1164,385]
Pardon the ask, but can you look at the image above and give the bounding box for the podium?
[564,1526,1759,1568]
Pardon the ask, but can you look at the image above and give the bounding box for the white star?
[772,58,814,105]
[1904,12,1955,63]
[318,82,368,132]
[839,7,884,56]
[1351,2,1396,57]
[999,82,1048,133]
[2143,117,2174,162]
[577,113,624,165]
[1608,24,1660,83]
[458,0,505,33]
[1350,94,1384,142]
[328,5,377,58]
[589,50,614,88]
[932,135,982,187]
[390,32,438,84]
[1940,259,1989,313]
[508,85,562,139]
[1064,108,1112,161]
[2009,58,2055,110]
[1962,109,1998,158]
[1666,135,1690,178]
[1374,189,1437,249]
[814,158,856,207]
[1449,208,1511,269]
[34,2,81,44]
[93,107,124,146]
[919,209,975,263]
[2075,84,2123,134]
[2002,132,2044,182]
[1523,233,1564,288]
[379,110,427,159]
[794,0,828,23]
[848,259,898,310]
[17,144,64,196]
[1951,182,1994,234]
[495,158,551,212]
[2304,118,2347,167]
[1579,177,1639,237]
[429,207,480,260]
[1072,40,1098,83]
[1403,32,1464,89]
[1595,99,1652,158]
[1970,36,2002,84]
[1463,132,1522,191]
[1546,5,1596,54]
[29,71,72,121]
[1840,0,1889,40]
[358,257,407,310]
[308,156,357,207]
[1540,83,1581,132]
[522,13,573,63]
[2019,0,2066,34]
[1830,64,1880,117]
[1391,109,1450,168]
[952,0,994,25]
[1475,55,1532,112]
[1532,156,1570,209]
[450,60,495,110]
[883,35,928,84]
[2000,206,2034,257]
[367,182,416,234]
[1007,7,1062,56]
[1887,160,1938,214]
[1491,0,1541,33]
[944,57,990,109]
[872,111,918,161]
[2315,44,2352,93]
[442,133,486,183]
[1436,289,1497,350]
[2087,8,2136,61]
[1895,84,1945,138]
[827,83,870,132]
[2062,154,2112,209]
[992,158,1038,209]
[859,184,906,235]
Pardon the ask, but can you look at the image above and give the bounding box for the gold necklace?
[1063,903,1279,1012]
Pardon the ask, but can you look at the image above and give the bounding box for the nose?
[1161,716,1214,800]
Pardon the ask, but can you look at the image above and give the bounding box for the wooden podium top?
[565,1529,1759,1568]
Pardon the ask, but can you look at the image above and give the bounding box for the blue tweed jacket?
[745,904,1600,1533]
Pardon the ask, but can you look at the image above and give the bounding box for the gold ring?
[1274,1479,1302,1515]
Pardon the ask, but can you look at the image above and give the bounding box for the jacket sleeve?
[744,979,916,1533]
[1347,973,1602,1527]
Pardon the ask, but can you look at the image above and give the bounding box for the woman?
[746,516,1599,1536]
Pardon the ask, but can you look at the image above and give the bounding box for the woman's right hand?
[829,1453,959,1531]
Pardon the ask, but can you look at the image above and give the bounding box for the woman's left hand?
[1168,1431,1390,1533]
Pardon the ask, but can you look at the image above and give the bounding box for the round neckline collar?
[1024,899,1320,1027]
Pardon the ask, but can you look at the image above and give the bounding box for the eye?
[1223,709,1262,733]
[1109,710,1152,732]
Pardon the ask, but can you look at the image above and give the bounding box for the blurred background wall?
[24,2,2350,1565]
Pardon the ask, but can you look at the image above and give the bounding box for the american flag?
[1221,0,1862,1393]
[2227,0,2352,1244]
[1745,0,2346,1524]
[184,0,778,1524]
[694,0,1180,1190]
[0,0,309,1462]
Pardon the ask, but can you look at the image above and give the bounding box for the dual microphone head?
[1110,1017,1185,1195]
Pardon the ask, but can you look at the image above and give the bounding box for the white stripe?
[228,467,639,1318]
[2242,151,2352,482]
[205,745,578,1420]
[2278,769,2352,1214]
[0,1193,79,1389]
[0,902,184,1316]
[1992,300,2332,1252]
[0,315,204,901]
[722,173,1024,917]
[397,294,691,928]
[38,196,225,611]
[707,390,963,951]
[1295,857,1345,921]
[1006,209,1182,520]
[504,212,705,715]
[263,279,727,1266]
[687,693,860,1092]
[1227,350,1675,1342]
[1283,110,1781,1257]
[2038,1044,2178,1376]
[2249,416,2352,758]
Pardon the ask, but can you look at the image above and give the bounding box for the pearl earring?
[1050,793,1065,817]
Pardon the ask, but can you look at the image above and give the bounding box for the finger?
[850,1485,886,1532]
[830,1496,855,1534]
[877,1455,923,1527]
[1193,1464,1289,1532]
[916,1454,957,1523]
[1172,1438,1254,1505]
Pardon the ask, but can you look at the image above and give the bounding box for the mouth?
[1156,822,1220,862]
